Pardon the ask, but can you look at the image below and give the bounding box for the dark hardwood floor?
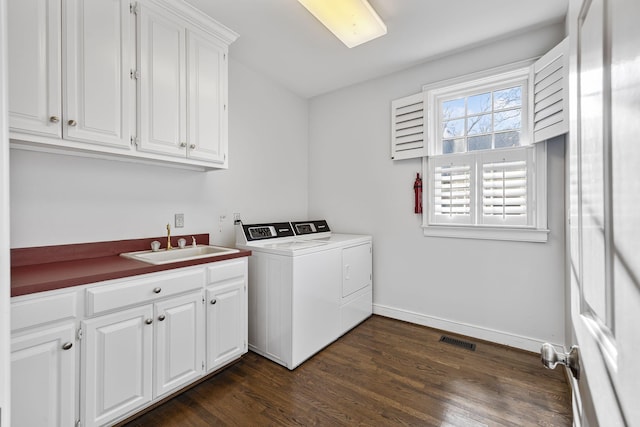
[122,315,572,426]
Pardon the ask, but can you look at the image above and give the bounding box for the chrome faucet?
[166,223,173,250]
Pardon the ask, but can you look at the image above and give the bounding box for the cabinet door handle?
[67,119,77,127]
[210,299,217,305]
[179,142,187,148]
[62,342,73,350]
[189,143,196,149]
[153,287,161,294]
[145,318,153,325]
[158,314,166,321]
[49,115,60,123]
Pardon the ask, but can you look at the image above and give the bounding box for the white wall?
[308,23,567,351]
[10,58,309,248]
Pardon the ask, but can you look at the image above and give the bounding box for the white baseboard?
[373,303,562,353]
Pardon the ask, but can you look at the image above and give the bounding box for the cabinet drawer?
[86,268,205,316]
[12,291,77,332]
[206,258,247,284]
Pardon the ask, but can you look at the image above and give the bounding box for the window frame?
[421,61,549,242]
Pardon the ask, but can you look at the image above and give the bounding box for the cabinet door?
[137,3,187,157]
[11,323,76,427]
[186,29,228,164]
[154,291,204,398]
[206,279,247,371]
[81,305,153,427]
[63,0,132,148]
[7,0,62,138]
[342,243,372,297]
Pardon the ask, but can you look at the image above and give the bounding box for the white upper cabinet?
[8,0,132,149]
[186,29,228,164]
[64,0,133,148]
[8,0,237,170]
[7,0,62,138]
[137,1,231,166]
[137,3,187,157]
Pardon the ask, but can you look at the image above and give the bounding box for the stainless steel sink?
[120,245,239,265]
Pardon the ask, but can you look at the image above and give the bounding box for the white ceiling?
[185,0,568,99]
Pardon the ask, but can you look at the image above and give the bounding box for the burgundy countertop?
[11,234,251,297]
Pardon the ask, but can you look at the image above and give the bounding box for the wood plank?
[122,315,572,426]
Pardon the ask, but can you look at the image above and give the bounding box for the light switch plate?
[175,213,184,228]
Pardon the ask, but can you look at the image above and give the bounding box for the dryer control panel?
[291,220,331,236]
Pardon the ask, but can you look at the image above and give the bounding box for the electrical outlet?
[175,213,184,228]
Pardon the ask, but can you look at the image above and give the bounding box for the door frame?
[0,0,12,424]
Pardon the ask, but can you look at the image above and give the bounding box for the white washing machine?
[236,220,372,370]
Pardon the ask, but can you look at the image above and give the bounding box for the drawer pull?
[158,314,166,321]
[145,318,153,325]
[210,299,217,305]
[153,287,162,294]
[62,342,73,350]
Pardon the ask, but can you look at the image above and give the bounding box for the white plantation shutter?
[480,148,533,226]
[430,156,474,224]
[391,92,427,160]
[532,38,569,142]
[428,148,534,228]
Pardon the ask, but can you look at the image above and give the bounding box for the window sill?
[422,224,549,242]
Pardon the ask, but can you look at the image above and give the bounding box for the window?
[423,65,549,242]
[390,39,569,242]
[440,84,524,154]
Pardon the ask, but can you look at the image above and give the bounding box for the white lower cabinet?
[154,290,204,398]
[206,280,246,372]
[11,259,247,427]
[79,259,245,427]
[82,291,205,427]
[205,259,248,372]
[11,323,77,427]
[81,304,154,427]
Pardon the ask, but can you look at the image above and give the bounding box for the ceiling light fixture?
[297,0,387,48]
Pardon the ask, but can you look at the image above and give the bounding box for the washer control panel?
[242,222,295,241]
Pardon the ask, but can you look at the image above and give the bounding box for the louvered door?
[391,92,427,160]
[532,38,569,142]
[429,155,473,224]
[479,148,533,226]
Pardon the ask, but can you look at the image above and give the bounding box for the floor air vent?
[439,335,476,351]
